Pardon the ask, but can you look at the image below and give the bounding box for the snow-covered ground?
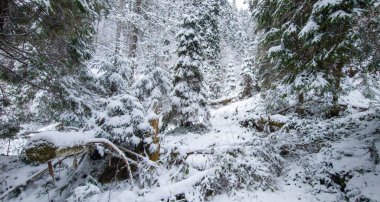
[1,94,379,201]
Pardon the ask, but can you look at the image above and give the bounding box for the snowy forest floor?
[1,94,380,202]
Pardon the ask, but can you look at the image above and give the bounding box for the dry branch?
[87,138,134,184]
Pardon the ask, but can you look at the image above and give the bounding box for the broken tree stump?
[147,100,160,161]
[148,117,160,161]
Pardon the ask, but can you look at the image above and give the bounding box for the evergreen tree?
[200,0,223,99]
[0,0,108,125]
[170,14,210,128]
[208,64,223,99]
[94,1,153,148]
[96,94,152,147]
[350,0,380,100]
[253,0,371,111]
[97,53,131,96]
[239,57,254,98]
[133,54,173,112]
[225,62,237,97]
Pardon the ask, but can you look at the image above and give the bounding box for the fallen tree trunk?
[240,115,286,133]
[23,131,134,183]
[209,97,236,107]
[24,131,91,163]
[273,99,369,115]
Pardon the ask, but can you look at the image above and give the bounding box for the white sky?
[228,0,249,10]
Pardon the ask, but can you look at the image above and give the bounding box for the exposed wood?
[47,161,54,182]
[240,116,286,133]
[73,154,78,169]
[25,142,86,163]
[148,118,160,161]
[273,99,369,115]
[209,97,235,107]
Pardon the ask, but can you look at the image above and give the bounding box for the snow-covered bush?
[161,141,283,200]
[133,57,172,112]
[67,177,103,202]
[97,54,132,95]
[96,94,152,146]
[209,143,283,195]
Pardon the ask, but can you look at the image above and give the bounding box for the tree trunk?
[0,0,9,33]
[6,138,10,156]
[115,22,122,55]
[328,63,343,118]
[296,91,305,116]
[332,63,343,105]
[115,0,126,55]
[48,161,55,182]
[128,0,141,59]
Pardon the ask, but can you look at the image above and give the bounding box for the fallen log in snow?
[209,97,236,107]
[240,115,287,133]
[24,131,93,163]
[23,131,134,183]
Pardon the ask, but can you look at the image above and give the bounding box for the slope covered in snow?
[1,94,379,201]
[86,95,380,201]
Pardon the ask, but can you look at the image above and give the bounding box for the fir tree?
[253,0,371,111]
[96,94,152,147]
[133,54,173,112]
[196,0,222,99]
[225,62,237,97]
[170,14,210,128]
[239,57,254,98]
[350,0,380,100]
[0,0,108,125]
[97,53,131,96]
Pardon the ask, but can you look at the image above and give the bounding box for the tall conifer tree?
[170,14,210,128]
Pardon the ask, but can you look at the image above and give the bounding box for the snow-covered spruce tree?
[96,59,154,158]
[253,0,371,113]
[349,0,380,101]
[239,57,254,98]
[169,14,210,128]
[225,62,237,97]
[208,64,223,100]
[96,94,152,147]
[198,0,223,100]
[97,52,131,96]
[219,1,250,57]
[0,0,108,126]
[133,54,173,112]
[95,5,153,152]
